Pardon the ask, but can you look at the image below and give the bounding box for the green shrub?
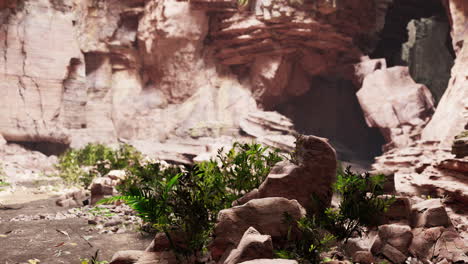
[218,142,283,196]
[323,166,395,241]
[277,213,336,264]
[56,143,141,187]
[100,142,282,259]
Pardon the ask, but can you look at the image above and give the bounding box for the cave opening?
[275,76,386,167]
[370,0,455,103]
[9,141,70,156]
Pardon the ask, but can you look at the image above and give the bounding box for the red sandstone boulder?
[210,197,306,262]
[357,66,435,149]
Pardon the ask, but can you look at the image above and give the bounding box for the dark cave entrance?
[275,77,386,165]
[10,141,70,156]
[370,0,455,103]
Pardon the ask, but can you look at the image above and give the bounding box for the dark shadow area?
[275,77,385,163]
[370,0,453,66]
[9,141,69,156]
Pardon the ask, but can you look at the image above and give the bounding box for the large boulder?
[210,197,306,261]
[411,199,451,228]
[371,224,413,263]
[357,66,435,149]
[223,227,274,264]
[237,135,337,213]
[410,226,468,263]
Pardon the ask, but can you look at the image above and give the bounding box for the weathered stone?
[357,66,435,149]
[384,196,411,222]
[378,224,413,255]
[145,231,188,252]
[352,251,374,264]
[381,244,407,264]
[90,176,119,204]
[411,199,451,228]
[110,250,145,264]
[224,227,273,264]
[409,227,444,261]
[210,197,306,261]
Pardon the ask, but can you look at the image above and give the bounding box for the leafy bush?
[218,142,283,196]
[56,143,141,187]
[277,213,336,264]
[100,142,282,259]
[323,166,395,241]
[277,166,395,262]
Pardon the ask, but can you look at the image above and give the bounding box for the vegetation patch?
[56,143,142,187]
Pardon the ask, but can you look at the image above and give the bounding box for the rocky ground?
[0,148,152,264]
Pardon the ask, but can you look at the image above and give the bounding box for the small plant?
[218,142,283,196]
[0,163,9,188]
[277,213,336,264]
[80,250,108,264]
[87,206,117,218]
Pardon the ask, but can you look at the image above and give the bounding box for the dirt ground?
[0,195,153,264]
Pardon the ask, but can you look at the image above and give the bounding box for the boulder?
[352,251,374,264]
[411,199,451,228]
[55,189,87,207]
[409,227,444,261]
[378,224,413,255]
[210,197,306,261]
[110,251,179,264]
[238,135,337,213]
[224,227,274,264]
[381,244,407,264]
[145,231,188,252]
[110,250,145,264]
[90,176,119,204]
[357,66,435,149]
[384,196,411,222]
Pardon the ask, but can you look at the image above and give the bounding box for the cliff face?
[0,0,466,164]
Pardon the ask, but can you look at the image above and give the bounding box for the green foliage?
[100,142,282,258]
[0,163,9,188]
[321,166,395,241]
[56,143,141,187]
[277,213,336,264]
[80,250,108,264]
[218,142,283,196]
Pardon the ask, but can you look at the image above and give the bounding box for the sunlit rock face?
[422,0,468,148]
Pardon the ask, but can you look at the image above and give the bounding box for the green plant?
[322,166,395,241]
[87,207,117,218]
[56,143,141,187]
[0,163,9,188]
[80,250,108,264]
[100,142,282,259]
[277,213,336,264]
[218,142,283,196]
